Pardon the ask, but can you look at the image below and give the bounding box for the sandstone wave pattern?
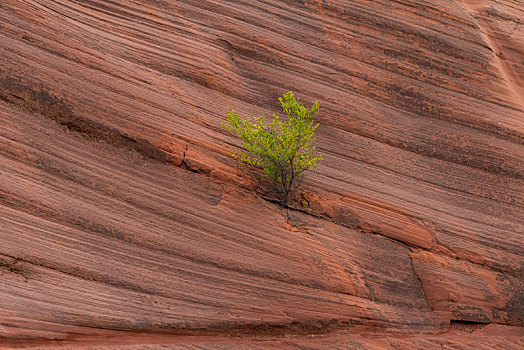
[0,0,523,348]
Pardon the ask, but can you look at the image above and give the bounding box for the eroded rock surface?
[0,0,522,348]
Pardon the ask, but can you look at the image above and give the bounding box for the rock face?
[0,0,522,348]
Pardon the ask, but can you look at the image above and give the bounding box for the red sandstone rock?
[0,0,522,348]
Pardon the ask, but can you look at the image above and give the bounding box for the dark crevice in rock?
[0,83,215,204]
[0,78,208,179]
[0,77,173,164]
[407,253,432,310]
[0,255,24,277]
[450,319,489,333]
[179,144,200,173]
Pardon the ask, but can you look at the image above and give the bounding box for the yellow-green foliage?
[223,92,322,206]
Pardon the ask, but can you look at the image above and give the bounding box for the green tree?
[223,92,322,206]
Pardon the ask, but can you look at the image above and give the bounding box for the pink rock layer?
[0,0,522,348]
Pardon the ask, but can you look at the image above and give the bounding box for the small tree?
[223,92,322,206]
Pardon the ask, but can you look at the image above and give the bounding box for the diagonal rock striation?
[0,0,522,348]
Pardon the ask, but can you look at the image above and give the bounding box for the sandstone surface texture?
[0,0,523,348]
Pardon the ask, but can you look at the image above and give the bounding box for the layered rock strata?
[0,0,522,348]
